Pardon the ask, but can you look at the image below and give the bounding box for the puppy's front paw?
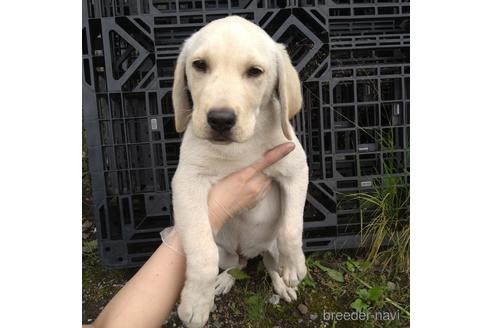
[279,251,307,288]
[214,270,235,295]
[270,270,298,303]
[178,281,215,328]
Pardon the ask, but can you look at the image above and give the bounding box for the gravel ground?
[83,240,409,327]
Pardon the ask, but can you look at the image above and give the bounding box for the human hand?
[207,142,295,233]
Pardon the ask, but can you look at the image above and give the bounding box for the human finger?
[241,143,295,180]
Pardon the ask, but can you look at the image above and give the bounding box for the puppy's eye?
[192,59,207,72]
[247,66,263,78]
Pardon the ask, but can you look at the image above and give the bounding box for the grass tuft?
[348,127,410,273]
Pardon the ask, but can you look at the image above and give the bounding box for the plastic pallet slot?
[83,0,410,267]
[327,0,410,17]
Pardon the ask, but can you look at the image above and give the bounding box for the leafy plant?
[345,257,371,273]
[306,256,345,283]
[229,268,250,281]
[299,254,319,289]
[82,240,98,255]
[314,261,345,283]
[245,293,266,321]
[299,271,316,289]
[230,302,241,316]
[367,286,384,306]
[343,263,410,318]
[306,254,318,270]
[350,297,369,313]
[351,286,385,313]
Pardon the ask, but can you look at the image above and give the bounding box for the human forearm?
[92,232,185,328]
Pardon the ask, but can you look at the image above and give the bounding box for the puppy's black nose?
[207,109,236,133]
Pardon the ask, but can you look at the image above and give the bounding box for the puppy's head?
[172,16,302,144]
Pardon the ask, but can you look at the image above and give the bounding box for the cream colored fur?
[172,16,308,328]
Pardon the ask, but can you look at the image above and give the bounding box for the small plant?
[346,126,410,273]
[245,292,266,322]
[350,286,385,313]
[230,302,241,316]
[343,255,410,318]
[354,177,410,273]
[345,257,371,273]
[228,268,250,281]
[301,255,346,291]
[82,240,98,256]
[299,254,319,290]
[299,268,316,290]
[313,260,345,283]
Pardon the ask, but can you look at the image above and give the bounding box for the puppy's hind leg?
[215,246,245,296]
[262,248,298,303]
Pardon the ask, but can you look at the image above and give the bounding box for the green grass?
[82,240,130,306]
[83,241,409,327]
[345,125,410,274]
[206,253,409,327]
[351,178,410,273]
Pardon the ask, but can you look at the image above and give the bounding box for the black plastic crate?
[83,0,410,267]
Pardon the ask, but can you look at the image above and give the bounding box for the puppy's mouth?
[207,131,234,144]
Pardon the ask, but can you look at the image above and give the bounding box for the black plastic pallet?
[83,0,410,267]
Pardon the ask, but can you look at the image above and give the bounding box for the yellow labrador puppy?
[172,16,308,328]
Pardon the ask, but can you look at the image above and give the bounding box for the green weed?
[245,292,267,322]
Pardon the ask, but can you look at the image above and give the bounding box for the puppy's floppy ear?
[276,44,302,140]
[172,42,192,133]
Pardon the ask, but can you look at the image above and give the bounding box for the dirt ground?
[83,233,409,328]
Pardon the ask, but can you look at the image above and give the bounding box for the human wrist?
[208,201,226,234]
[163,228,185,255]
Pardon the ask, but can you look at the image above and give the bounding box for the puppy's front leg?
[277,165,308,289]
[172,170,218,328]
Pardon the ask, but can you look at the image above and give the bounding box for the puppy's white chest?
[204,148,276,180]
[215,181,281,258]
